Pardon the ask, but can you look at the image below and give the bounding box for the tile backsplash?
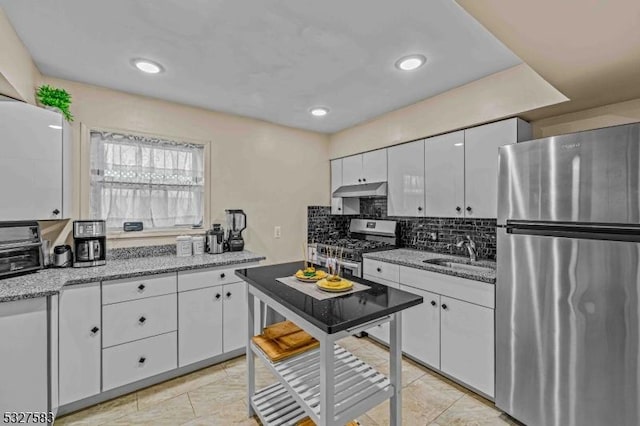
[308,198,497,260]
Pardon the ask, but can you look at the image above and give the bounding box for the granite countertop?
[0,251,265,303]
[363,249,496,284]
[236,261,423,334]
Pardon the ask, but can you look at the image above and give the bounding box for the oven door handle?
[0,242,42,253]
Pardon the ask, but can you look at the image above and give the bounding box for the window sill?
[107,228,206,240]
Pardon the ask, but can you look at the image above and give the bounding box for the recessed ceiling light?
[132,59,164,74]
[395,54,426,71]
[310,107,329,117]
[48,124,62,129]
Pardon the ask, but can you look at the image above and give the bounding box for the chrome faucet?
[456,235,477,262]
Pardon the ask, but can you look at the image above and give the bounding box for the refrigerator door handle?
[507,220,640,242]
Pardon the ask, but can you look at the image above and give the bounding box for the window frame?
[80,124,211,239]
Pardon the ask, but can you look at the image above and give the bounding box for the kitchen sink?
[423,258,495,274]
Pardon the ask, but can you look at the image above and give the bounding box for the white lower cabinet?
[363,261,399,345]
[59,283,101,405]
[364,259,496,398]
[366,321,390,345]
[102,293,177,348]
[399,285,440,369]
[178,287,223,367]
[103,332,177,391]
[0,298,49,421]
[440,296,495,397]
[222,281,247,352]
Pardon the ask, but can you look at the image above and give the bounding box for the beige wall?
[531,98,640,138]
[0,9,41,104]
[43,76,329,264]
[328,63,568,158]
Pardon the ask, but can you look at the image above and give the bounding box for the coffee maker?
[206,224,225,254]
[73,220,107,267]
[225,209,246,252]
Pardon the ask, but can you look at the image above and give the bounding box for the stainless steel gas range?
[309,218,397,277]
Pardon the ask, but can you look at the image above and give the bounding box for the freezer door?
[497,123,640,225]
[496,228,640,426]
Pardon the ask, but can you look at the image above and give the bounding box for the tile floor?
[56,337,517,426]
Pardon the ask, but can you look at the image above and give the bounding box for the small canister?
[192,236,205,255]
[176,236,193,257]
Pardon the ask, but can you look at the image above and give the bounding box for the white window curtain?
[90,130,205,230]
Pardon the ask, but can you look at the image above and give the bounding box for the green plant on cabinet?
[36,84,73,122]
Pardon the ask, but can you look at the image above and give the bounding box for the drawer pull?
[226,292,232,298]
[138,316,147,324]
[430,300,437,307]
[138,284,146,292]
[441,304,448,310]
[138,356,146,364]
[220,273,226,279]
[90,326,100,334]
[215,293,221,300]
[376,267,382,273]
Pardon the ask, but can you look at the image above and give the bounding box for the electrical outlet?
[274,226,281,239]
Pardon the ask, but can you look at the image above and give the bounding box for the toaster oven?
[0,221,43,279]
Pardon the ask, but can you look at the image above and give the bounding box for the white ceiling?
[1,0,522,133]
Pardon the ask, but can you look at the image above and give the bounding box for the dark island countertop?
[0,251,265,303]
[235,261,423,335]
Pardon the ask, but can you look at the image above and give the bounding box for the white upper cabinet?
[464,118,531,218]
[340,149,387,186]
[0,101,71,221]
[330,159,343,215]
[425,131,465,218]
[330,159,359,215]
[342,154,363,186]
[388,140,425,217]
[362,149,387,183]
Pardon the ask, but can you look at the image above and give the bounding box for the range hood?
[332,182,387,198]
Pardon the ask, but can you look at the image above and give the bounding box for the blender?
[225,209,246,251]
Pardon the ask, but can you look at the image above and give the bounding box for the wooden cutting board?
[263,320,301,339]
[252,334,319,363]
[275,329,316,351]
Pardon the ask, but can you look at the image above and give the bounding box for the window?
[89,130,205,230]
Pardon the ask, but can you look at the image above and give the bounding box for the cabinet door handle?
[456,206,462,212]
[466,206,472,212]
[338,207,342,211]
[376,267,382,273]
[137,284,146,291]
[430,300,437,307]
[138,316,147,324]
[220,273,226,279]
[226,292,232,298]
[362,178,366,182]
[441,304,448,310]
[358,178,362,182]
[138,356,146,364]
[215,293,221,300]
[90,326,100,334]
[52,208,60,216]
[418,206,423,212]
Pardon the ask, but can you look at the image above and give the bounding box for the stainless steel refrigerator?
[496,122,640,426]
